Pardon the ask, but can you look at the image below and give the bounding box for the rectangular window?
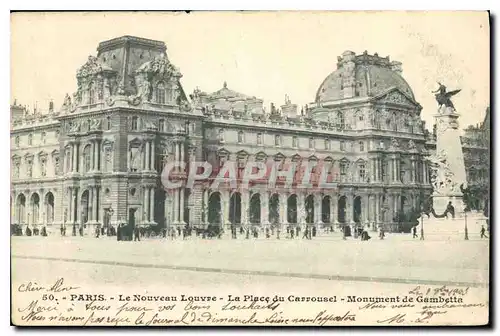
[359,141,364,152]
[359,164,365,180]
[157,88,166,104]
[340,141,345,151]
[292,136,298,148]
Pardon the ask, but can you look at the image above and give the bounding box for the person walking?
[480,225,488,239]
[134,226,141,241]
[412,226,418,239]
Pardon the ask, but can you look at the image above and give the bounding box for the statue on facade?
[432,82,461,110]
[390,138,400,150]
[408,139,416,151]
[63,94,71,108]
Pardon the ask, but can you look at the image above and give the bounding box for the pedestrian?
[265,227,270,239]
[60,225,64,236]
[379,227,385,240]
[480,225,488,239]
[290,227,295,239]
[79,226,83,237]
[134,226,140,241]
[412,226,418,239]
[41,226,47,237]
[95,226,100,238]
[62,226,66,236]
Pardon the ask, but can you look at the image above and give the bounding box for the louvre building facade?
[11,35,485,234]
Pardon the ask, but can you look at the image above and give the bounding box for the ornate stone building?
[11,36,436,234]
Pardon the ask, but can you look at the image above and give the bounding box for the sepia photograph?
[9,11,490,326]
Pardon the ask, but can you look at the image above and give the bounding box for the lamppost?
[464,209,469,240]
[420,203,425,241]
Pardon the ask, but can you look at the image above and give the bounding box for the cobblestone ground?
[11,232,489,287]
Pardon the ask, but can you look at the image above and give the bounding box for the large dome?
[315,51,415,103]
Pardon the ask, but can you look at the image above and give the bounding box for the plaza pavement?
[11,232,489,287]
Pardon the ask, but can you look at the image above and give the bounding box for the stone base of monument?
[416,211,488,240]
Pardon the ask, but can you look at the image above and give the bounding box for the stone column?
[346,193,353,225]
[280,192,288,225]
[143,187,149,223]
[261,191,269,225]
[67,187,73,224]
[96,140,101,171]
[423,161,428,184]
[89,187,94,222]
[180,141,185,169]
[150,188,155,223]
[175,141,180,172]
[145,142,151,171]
[363,194,369,224]
[94,186,99,223]
[203,189,209,224]
[298,193,305,226]
[314,193,321,225]
[180,188,185,224]
[331,193,338,227]
[90,141,95,171]
[151,141,156,171]
[72,144,77,172]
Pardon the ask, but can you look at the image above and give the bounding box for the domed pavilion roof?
[315,51,415,103]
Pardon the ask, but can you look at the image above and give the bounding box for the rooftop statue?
[432,82,461,110]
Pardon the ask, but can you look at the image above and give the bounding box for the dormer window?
[156,82,166,104]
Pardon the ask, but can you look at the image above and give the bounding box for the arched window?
[89,88,95,105]
[28,134,33,146]
[106,116,111,130]
[156,82,166,104]
[238,131,244,144]
[131,116,138,131]
[83,145,91,172]
[275,135,281,146]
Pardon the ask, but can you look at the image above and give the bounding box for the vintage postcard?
[10,11,490,326]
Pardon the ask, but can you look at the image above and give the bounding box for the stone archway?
[268,193,280,225]
[322,195,331,224]
[17,194,26,224]
[338,196,346,224]
[305,195,314,224]
[80,190,90,224]
[30,193,40,225]
[287,194,297,224]
[249,193,261,224]
[44,192,55,224]
[229,192,242,225]
[353,196,362,224]
[208,192,222,225]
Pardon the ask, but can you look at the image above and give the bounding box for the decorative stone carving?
[63,94,71,108]
[89,119,101,131]
[381,91,413,106]
[77,56,105,78]
[389,138,400,150]
[407,140,417,151]
[68,121,81,133]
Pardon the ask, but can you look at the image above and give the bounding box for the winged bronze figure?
[432,82,461,109]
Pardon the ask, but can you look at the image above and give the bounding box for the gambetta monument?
[420,82,486,239]
[429,83,467,215]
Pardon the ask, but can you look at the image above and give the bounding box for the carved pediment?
[129,137,143,147]
[376,89,417,107]
[77,56,113,78]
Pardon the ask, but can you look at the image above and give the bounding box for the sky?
[10,11,490,130]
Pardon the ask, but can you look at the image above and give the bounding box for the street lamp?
[420,204,425,241]
[464,209,469,240]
